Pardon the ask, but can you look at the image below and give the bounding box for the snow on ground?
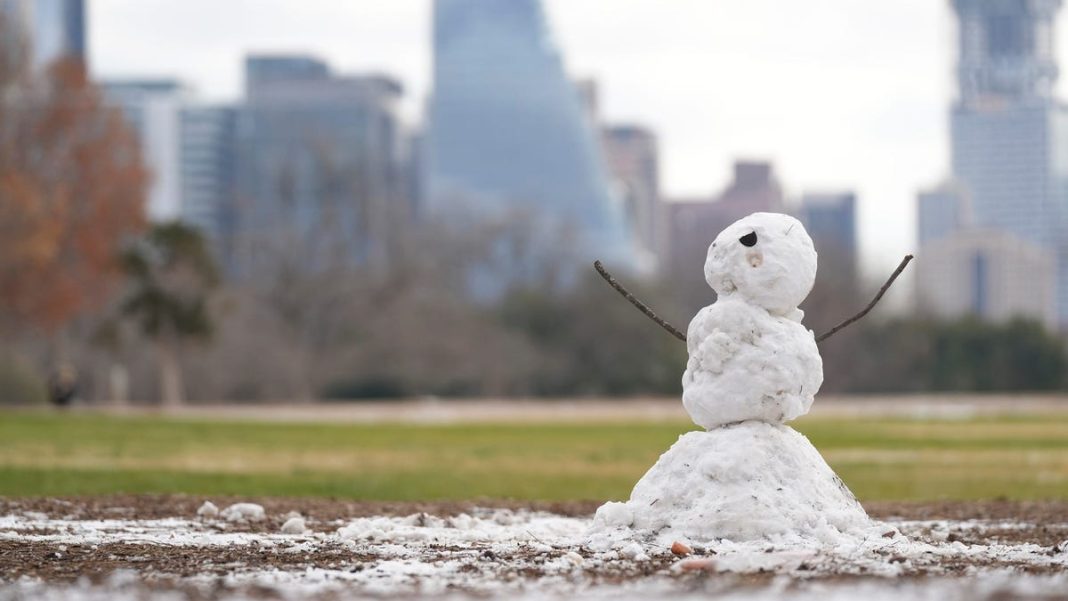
[1,504,1067,600]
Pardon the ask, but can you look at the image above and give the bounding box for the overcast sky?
[89,0,1003,272]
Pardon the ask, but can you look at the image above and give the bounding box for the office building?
[180,105,237,243]
[102,80,187,221]
[0,0,85,69]
[917,183,971,248]
[916,229,1056,327]
[603,125,660,272]
[426,0,631,265]
[799,192,857,278]
[949,0,1068,321]
[235,55,409,269]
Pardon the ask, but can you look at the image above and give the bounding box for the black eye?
[739,232,757,247]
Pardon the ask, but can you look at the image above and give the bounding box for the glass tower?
[949,0,1068,321]
[426,0,631,265]
[0,0,85,69]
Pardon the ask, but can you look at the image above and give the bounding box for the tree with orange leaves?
[0,49,147,337]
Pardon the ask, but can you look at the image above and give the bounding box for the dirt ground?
[5,494,1068,524]
[0,496,1065,581]
[0,495,1063,601]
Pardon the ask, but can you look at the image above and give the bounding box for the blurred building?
[0,0,85,69]
[949,0,1068,322]
[574,79,660,272]
[0,0,30,63]
[917,183,971,247]
[426,0,631,265]
[574,78,600,125]
[916,229,1056,328]
[104,80,239,246]
[664,161,784,268]
[602,125,660,273]
[102,79,188,221]
[799,192,857,276]
[180,105,237,245]
[234,55,410,270]
[662,161,785,311]
[245,54,329,89]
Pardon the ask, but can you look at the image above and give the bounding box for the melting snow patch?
[280,516,306,534]
[195,501,219,519]
[1,508,1067,599]
[219,503,265,523]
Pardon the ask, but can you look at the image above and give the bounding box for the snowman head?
[704,212,817,315]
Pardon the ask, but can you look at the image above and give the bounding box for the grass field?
[2,410,1068,501]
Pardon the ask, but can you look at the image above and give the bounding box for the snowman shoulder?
[686,305,717,354]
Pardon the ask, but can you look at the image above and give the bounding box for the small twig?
[594,260,687,342]
[815,254,913,343]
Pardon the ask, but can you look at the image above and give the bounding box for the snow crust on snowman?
[590,213,875,545]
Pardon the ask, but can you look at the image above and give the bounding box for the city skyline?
[87,0,968,273]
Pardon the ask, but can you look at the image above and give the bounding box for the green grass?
[2,411,1068,501]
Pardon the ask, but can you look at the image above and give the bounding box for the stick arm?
[593,260,687,342]
[594,254,914,346]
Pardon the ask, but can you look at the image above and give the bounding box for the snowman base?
[590,421,875,545]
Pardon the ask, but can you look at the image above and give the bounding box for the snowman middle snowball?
[682,212,823,430]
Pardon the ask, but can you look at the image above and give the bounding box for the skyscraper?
[799,192,857,277]
[916,229,1056,328]
[104,81,240,250]
[235,55,409,270]
[917,183,970,248]
[426,0,631,265]
[180,105,237,245]
[0,0,85,69]
[31,0,84,68]
[603,125,660,272]
[103,80,188,222]
[949,0,1068,320]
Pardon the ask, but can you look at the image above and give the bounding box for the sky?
[88,0,986,274]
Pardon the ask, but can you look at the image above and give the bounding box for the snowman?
[590,212,878,545]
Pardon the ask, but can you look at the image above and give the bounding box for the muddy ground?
[5,494,1068,523]
[1,496,1067,600]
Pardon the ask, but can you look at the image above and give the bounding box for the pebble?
[671,541,693,556]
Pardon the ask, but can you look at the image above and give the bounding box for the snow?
[703,212,817,319]
[280,515,306,534]
[590,422,875,545]
[7,575,1068,601]
[683,298,822,429]
[195,501,218,518]
[336,509,579,545]
[1,508,1067,599]
[684,212,822,430]
[219,502,265,523]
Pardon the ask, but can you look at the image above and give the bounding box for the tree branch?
[595,254,914,346]
[815,254,913,343]
[593,260,687,342]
